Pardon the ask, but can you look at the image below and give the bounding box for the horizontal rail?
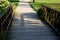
[37,5,60,35]
[0,4,14,39]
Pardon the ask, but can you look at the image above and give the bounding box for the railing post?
[40,5,60,34]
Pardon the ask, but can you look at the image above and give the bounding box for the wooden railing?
[0,4,13,39]
[38,5,60,34]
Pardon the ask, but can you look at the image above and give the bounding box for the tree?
[33,0,35,2]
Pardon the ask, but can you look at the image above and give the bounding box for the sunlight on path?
[19,0,30,3]
[16,2,35,13]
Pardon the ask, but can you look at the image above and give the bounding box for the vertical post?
[11,4,14,17]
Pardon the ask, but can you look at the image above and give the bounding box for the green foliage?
[0,0,9,12]
[30,2,41,11]
[30,0,60,11]
[37,9,44,20]
[8,0,19,2]
[31,0,60,3]
[8,0,18,14]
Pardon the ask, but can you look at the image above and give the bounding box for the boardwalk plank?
[6,0,59,40]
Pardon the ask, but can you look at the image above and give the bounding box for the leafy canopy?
[0,0,9,12]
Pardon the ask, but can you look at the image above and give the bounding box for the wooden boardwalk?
[6,1,59,40]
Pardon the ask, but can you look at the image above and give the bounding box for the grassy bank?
[30,2,42,11]
[31,0,60,3]
[30,0,60,11]
[8,0,19,2]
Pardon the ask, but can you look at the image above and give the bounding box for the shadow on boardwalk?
[6,12,60,40]
[5,0,60,40]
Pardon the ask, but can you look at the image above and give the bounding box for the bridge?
[0,0,60,40]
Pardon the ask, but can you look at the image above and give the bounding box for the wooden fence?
[38,5,60,34]
[0,4,13,39]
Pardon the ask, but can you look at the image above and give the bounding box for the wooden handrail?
[38,5,60,34]
[0,4,13,39]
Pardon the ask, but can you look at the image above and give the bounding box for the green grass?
[30,2,42,11]
[8,0,19,2]
[43,3,60,11]
[30,0,60,11]
[31,0,60,3]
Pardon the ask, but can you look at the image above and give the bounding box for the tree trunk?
[33,0,35,2]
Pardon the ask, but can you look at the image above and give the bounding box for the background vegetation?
[8,0,19,2]
[30,0,60,11]
[31,0,60,3]
[0,0,9,12]
[8,0,19,13]
[0,0,19,13]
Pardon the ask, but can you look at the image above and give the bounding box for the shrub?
[0,0,9,13]
[37,9,44,20]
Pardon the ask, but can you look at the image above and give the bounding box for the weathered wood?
[0,4,13,39]
[40,5,60,34]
